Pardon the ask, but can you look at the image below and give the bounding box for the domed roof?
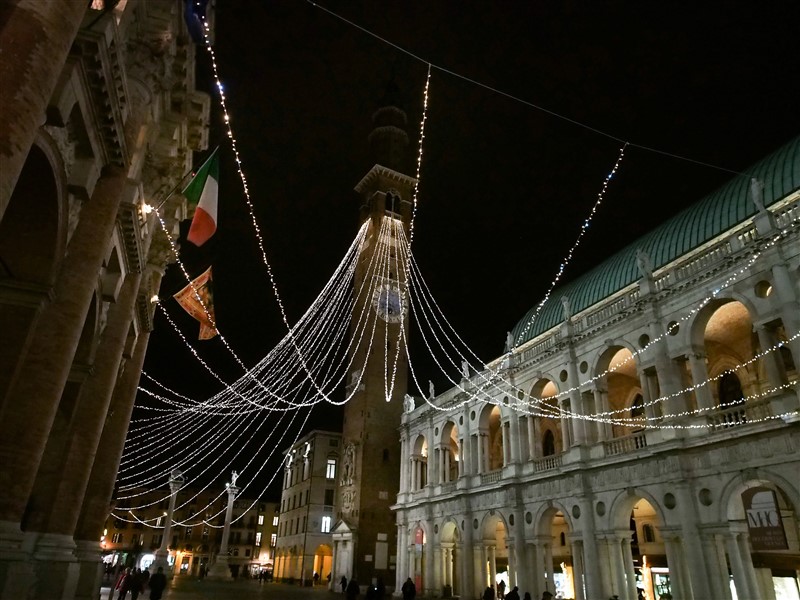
[511,135,800,346]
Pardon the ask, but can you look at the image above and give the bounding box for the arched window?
[642,523,655,543]
[542,430,556,457]
[630,394,645,419]
[719,372,745,406]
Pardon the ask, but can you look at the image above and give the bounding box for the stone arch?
[477,403,503,471]
[528,378,564,456]
[533,501,574,537]
[440,420,459,482]
[593,343,642,438]
[410,433,428,490]
[719,469,800,523]
[607,487,667,531]
[0,134,69,409]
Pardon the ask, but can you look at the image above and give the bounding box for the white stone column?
[509,415,521,463]
[755,325,788,389]
[424,527,435,596]
[567,353,588,445]
[543,541,554,594]
[607,535,627,599]
[593,387,613,440]
[559,400,571,448]
[153,470,183,577]
[620,535,637,600]
[501,423,510,466]
[207,477,240,580]
[395,526,407,593]
[444,445,451,482]
[662,534,689,600]
[433,545,442,593]
[569,540,585,600]
[511,509,528,594]
[577,498,603,600]
[457,437,465,478]
[461,514,475,599]
[687,352,715,411]
[700,531,733,600]
[725,532,751,600]
[527,416,537,459]
[737,531,761,600]
[530,540,546,598]
[399,434,409,493]
[488,544,497,590]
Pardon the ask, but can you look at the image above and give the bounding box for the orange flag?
[173,266,217,340]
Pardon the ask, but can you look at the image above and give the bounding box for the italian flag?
[184,148,219,246]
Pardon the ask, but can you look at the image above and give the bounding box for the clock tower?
[332,81,416,589]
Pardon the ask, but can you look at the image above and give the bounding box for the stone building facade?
[0,2,210,598]
[274,429,342,585]
[393,137,800,600]
[102,487,276,579]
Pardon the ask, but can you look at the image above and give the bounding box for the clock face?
[372,283,406,323]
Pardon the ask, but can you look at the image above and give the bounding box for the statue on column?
[505,331,515,353]
[560,296,572,322]
[750,177,766,212]
[404,393,415,413]
[635,248,654,280]
[461,360,470,379]
[428,380,435,399]
[230,470,238,487]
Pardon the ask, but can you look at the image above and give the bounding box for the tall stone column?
[593,387,613,440]
[72,326,152,600]
[559,400,571,448]
[567,351,588,445]
[607,535,627,599]
[543,540,554,594]
[529,541,545,598]
[394,526,407,595]
[511,509,528,593]
[151,470,184,577]
[527,415,537,459]
[737,531,761,600]
[207,475,239,580]
[487,544,497,591]
[686,352,715,411]
[0,169,127,599]
[399,433,408,493]
[662,535,689,600]
[699,530,733,600]
[576,496,603,600]
[725,532,751,600]
[0,1,88,217]
[620,535,637,600]
[568,539,585,600]
[423,526,435,596]
[508,413,521,463]
[27,273,141,600]
[460,514,474,600]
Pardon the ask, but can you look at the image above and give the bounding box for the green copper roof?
[511,135,800,346]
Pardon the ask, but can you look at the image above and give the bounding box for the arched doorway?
[477,404,503,473]
[312,543,332,585]
[440,520,461,597]
[536,506,574,599]
[481,513,508,594]
[410,434,427,490]
[440,421,459,483]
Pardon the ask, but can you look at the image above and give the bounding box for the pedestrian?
[366,583,377,600]
[341,575,348,594]
[523,593,532,600]
[376,577,386,598]
[114,568,132,600]
[130,568,144,600]
[483,586,496,600]
[401,576,416,600]
[541,591,554,600]
[148,566,167,600]
[346,577,360,600]
[314,571,320,585]
[506,585,520,600]
[497,579,506,599]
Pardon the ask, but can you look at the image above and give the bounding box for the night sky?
[136,1,800,499]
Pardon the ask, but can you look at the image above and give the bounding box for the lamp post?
[207,471,240,580]
[153,469,184,577]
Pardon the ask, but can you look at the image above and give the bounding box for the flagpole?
[154,168,195,211]
[154,146,221,210]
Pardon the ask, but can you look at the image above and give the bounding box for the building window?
[245,548,251,557]
[112,533,123,544]
[184,527,192,540]
[324,489,334,506]
[258,515,264,526]
[270,534,277,547]
[326,458,336,479]
[272,516,279,526]
[642,524,656,543]
[321,516,331,533]
[255,532,262,546]
[543,430,556,457]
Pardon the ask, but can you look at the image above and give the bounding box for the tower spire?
[367,77,410,173]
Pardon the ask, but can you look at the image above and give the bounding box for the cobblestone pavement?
[100,578,336,600]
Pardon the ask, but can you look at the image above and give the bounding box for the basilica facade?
[0,2,209,598]
[393,137,800,600]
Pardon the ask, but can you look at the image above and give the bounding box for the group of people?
[338,575,391,599]
[112,566,167,600]
[484,581,554,600]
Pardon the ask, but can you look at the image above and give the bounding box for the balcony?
[603,431,648,457]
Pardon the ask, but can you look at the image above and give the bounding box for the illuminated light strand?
[409,63,431,247]
[407,210,800,424]
[514,144,628,347]
[305,0,745,178]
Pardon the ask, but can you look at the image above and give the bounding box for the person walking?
[483,586,496,600]
[147,567,167,600]
[506,585,520,600]
[497,579,506,599]
[346,577,360,600]
[523,593,532,600]
[401,577,416,600]
[114,568,132,600]
[341,575,348,594]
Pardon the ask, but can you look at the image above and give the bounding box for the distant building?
[102,486,278,579]
[274,430,341,585]
[0,2,210,598]
[393,138,800,600]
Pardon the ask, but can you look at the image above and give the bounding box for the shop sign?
[742,487,788,550]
